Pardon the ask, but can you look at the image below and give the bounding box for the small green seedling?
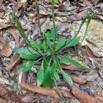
[13,0,94,88]
[13,15,89,88]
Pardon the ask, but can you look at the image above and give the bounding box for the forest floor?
[0,0,103,103]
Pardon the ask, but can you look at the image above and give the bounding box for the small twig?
[52,0,56,41]
[34,0,42,36]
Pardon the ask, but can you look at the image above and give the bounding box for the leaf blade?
[21,54,40,60]
[43,66,52,87]
[58,55,89,69]
[54,0,58,3]
[61,70,73,87]
[37,61,44,86]
[65,36,80,48]
[14,47,40,55]
[50,27,58,41]
[55,37,66,51]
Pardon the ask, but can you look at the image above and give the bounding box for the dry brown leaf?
[0,22,27,30]
[13,2,22,13]
[0,84,22,103]
[82,0,91,5]
[21,94,41,103]
[61,64,83,71]
[22,83,59,98]
[71,75,87,84]
[8,30,20,47]
[0,84,22,102]
[61,89,74,98]
[83,45,96,58]
[0,84,9,99]
[6,54,20,71]
[72,85,103,103]
[0,36,12,57]
[34,12,52,23]
[69,10,88,21]
[0,12,4,18]
[0,98,7,103]
[0,22,16,30]
[94,94,103,99]
[50,98,59,103]
[91,0,102,4]
[83,45,102,58]
[8,92,23,103]
[20,72,28,84]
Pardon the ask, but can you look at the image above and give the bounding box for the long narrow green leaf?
[14,47,39,55]
[42,41,47,52]
[54,79,63,98]
[50,27,58,41]
[43,66,52,87]
[61,70,73,87]
[55,37,66,51]
[54,57,73,86]
[21,54,40,60]
[37,61,44,86]
[13,13,28,41]
[53,69,61,82]
[43,32,51,47]
[63,36,80,49]
[58,55,89,69]
[81,13,95,42]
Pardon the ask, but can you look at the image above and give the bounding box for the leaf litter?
[0,0,103,103]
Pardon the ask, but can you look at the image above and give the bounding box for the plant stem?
[52,0,56,41]
[35,0,41,36]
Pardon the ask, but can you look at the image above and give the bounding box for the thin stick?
[52,0,56,41]
[35,0,42,36]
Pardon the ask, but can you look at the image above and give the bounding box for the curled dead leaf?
[83,45,102,58]
[19,72,28,84]
[0,98,7,103]
[21,94,41,103]
[0,22,16,30]
[0,84,24,103]
[8,30,20,47]
[50,98,59,103]
[0,22,27,30]
[61,64,83,71]
[61,89,74,98]
[13,2,22,13]
[72,85,103,103]
[0,12,4,18]
[71,75,87,84]
[0,36,12,57]
[22,83,59,98]
[0,84,9,99]
[6,54,20,71]
[82,0,91,6]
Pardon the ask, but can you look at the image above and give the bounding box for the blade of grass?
[53,78,64,99]
[80,12,95,43]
